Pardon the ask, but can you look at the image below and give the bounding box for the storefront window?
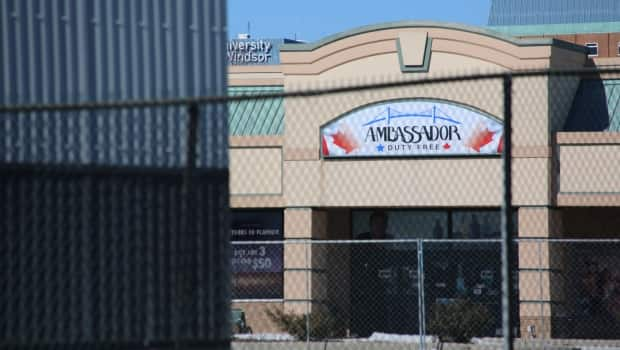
[565,243,620,338]
[353,210,448,239]
[452,211,498,239]
[450,210,518,239]
[349,209,517,337]
[231,210,283,299]
[353,209,516,240]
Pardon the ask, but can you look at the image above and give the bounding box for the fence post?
[306,239,311,345]
[177,103,199,348]
[417,239,426,350]
[537,239,545,338]
[501,75,514,350]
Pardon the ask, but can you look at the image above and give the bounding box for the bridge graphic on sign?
[362,105,461,126]
[321,100,503,157]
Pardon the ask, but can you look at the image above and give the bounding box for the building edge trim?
[280,21,587,54]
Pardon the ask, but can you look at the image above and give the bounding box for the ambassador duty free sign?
[320,99,504,158]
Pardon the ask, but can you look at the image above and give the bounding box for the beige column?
[283,208,328,316]
[518,207,564,338]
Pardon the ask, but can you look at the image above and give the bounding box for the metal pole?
[501,75,514,350]
[538,240,544,338]
[306,240,311,346]
[177,103,200,349]
[417,240,426,350]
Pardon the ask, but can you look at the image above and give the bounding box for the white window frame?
[585,42,599,57]
[617,41,620,56]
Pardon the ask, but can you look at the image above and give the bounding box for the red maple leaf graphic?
[322,135,330,156]
[496,134,504,154]
[443,143,451,150]
[331,129,359,154]
[467,127,496,152]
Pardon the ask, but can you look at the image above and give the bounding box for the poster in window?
[231,210,283,299]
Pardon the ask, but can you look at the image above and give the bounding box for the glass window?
[352,210,448,239]
[352,209,517,240]
[451,210,518,239]
[565,243,620,337]
[452,211,499,239]
[231,210,283,299]
[349,208,517,337]
[617,42,620,56]
[585,42,598,57]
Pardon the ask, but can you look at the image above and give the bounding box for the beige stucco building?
[227,22,620,339]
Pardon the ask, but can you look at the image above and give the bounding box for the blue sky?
[228,0,492,42]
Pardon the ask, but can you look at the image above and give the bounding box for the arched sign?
[320,100,503,158]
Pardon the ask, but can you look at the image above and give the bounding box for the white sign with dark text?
[227,39,274,65]
[321,100,504,158]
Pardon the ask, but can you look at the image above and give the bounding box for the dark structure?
[0,0,229,348]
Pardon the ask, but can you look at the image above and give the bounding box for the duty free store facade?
[227,22,620,338]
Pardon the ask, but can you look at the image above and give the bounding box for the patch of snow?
[471,337,502,344]
[233,333,296,341]
[364,332,438,343]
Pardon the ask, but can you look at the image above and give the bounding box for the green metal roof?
[565,80,620,132]
[488,21,620,36]
[228,86,284,136]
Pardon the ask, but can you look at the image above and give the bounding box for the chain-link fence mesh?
[3,69,620,349]
[0,104,231,349]
[232,239,620,349]
[227,68,620,350]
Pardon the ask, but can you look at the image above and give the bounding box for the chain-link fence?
[226,68,620,350]
[3,68,620,349]
[0,103,231,349]
[231,239,620,349]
